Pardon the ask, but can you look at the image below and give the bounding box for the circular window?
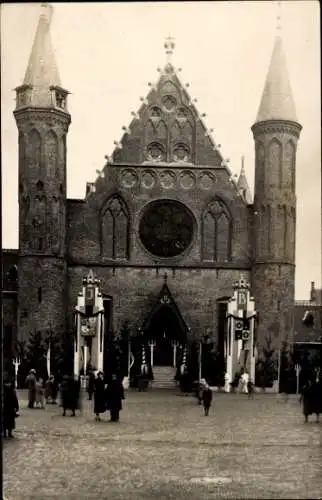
[173,143,190,162]
[139,200,194,258]
[162,95,177,111]
[150,106,162,118]
[146,142,164,162]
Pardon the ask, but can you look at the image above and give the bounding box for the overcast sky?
[1,1,321,299]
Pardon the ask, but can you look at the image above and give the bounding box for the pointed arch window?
[28,129,41,173]
[101,196,130,260]
[268,139,282,188]
[285,140,296,190]
[202,198,232,262]
[44,130,58,179]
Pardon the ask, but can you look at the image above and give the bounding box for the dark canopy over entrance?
[141,276,188,366]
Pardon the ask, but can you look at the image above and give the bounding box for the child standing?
[202,380,213,416]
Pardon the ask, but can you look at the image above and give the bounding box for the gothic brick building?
[3,5,305,366]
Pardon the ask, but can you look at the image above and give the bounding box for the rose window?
[139,200,194,258]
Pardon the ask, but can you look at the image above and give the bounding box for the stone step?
[151,366,177,389]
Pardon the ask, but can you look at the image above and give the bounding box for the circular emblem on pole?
[242,330,250,341]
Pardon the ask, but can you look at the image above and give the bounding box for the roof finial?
[40,2,53,24]
[241,155,245,173]
[164,35,175,64]
[276,1,282,34]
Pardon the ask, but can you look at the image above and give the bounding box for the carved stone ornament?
[141,171,157,189]
[160,294,171,304]
[162,95,177,112]
[172,143,190,163]
[120,169,138,188]
[252,120,302,139]
[150,107,162,119]
[199,171,216,190]
[146,142,164,162]
[159,170,176,189]
[176,107,187,121]
[179,171,196,190]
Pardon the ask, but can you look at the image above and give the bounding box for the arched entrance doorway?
[141,274,188,368]
[146,305,186,366]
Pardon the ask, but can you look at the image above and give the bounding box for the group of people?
[88,371,125,422]
[25,369,59,409]
[2,365,321,438]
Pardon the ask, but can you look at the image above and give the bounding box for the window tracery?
[146,142,165,162]
[101,196,129,260]
[172,143,190,162]
[202,198,232,262]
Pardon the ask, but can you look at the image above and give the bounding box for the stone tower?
[251,35,302,350]
[14,4,71,342]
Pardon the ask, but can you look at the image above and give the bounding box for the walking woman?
[3,375,19,438]
[94,372,106,421]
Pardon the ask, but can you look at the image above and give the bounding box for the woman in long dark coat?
[3,379,19,438]
[94,372,106,421]
[60,375,80,417]
[25,369,37,408]
[106,374,125,422]
[301,379,322,423]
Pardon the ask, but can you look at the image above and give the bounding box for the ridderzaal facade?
[10,5,302,361]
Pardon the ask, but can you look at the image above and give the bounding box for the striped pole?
[180,346,187,375]
[141,345,148,375]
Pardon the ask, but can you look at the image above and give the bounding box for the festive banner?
[80,316,97,337]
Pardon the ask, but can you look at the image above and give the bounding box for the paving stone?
[3,391,322,499]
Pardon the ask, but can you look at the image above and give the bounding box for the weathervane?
[164,35,175,64]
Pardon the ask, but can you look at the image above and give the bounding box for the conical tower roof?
[19,3,63,107]
[237,157,252,205]
[255,36,297,123]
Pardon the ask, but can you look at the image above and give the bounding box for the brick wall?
[67,266,251,343]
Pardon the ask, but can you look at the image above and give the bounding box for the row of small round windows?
[146,142,190,162]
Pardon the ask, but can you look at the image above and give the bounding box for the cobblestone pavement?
[3,390,322,499]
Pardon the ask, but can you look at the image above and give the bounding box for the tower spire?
[237,156,252,205]
[15,3,68,109]
[255,30,297,123]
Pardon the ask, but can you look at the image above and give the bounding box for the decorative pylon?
[180,345,188,375]
[141,345,148,375]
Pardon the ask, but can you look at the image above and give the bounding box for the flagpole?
[198,341,202,380]
[277,345,281,393]
[47,341,51,378]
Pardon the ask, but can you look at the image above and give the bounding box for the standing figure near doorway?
[106,373,125,422]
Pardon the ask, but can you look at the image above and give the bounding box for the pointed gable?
[141,275,188,334]
[112,54,223,167]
